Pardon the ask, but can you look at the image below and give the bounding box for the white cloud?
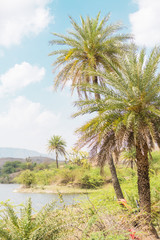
[130,0,160,47]
[0,62,45,97]
[0,96,60,153]
[0,0,53,47]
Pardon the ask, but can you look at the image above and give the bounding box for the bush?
[0,199,67,240]
[57,169,76,184]
[35,169,57,185]
[17,170,36,188]
[81,170,104,189]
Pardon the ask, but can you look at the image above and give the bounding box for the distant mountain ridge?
[0,147,46,158]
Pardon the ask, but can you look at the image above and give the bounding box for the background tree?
[74,46,160,238]
[48,135,67,169]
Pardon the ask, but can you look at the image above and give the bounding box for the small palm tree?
[49,12,131,98]
[48,135,67,168]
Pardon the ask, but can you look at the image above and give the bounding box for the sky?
[0,0,160,154]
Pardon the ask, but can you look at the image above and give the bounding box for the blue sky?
[0,0,159,154]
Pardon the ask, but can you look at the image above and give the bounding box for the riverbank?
[14,184,99,194]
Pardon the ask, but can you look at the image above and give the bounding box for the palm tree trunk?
[56,151,59,169]
[93,76,100,99]
[108,155,124,200]
[100,165,105,176]
[136,144,159,238]
[136,144,151,214]
[131,160,133,170]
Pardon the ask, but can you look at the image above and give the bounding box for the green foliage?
[35,162,49,171]
[34,169,57,185]
[0,199,67,240]
[68,148,90,169]
[0,160,37,184]
[17,170,36,188]
[15,163,106,189]
[25,158,37,170]
[2,161,24,174]
[56,168,76,184]
[150,150,160,174]
[88,232,106,240]
[106,234,127,240]
[81,169,104,189]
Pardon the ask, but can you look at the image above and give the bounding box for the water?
[0,184,85,212]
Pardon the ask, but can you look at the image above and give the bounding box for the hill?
[0,147,46,158]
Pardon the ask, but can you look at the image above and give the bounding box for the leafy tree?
[49,12,130,98]
[47,135,67,169]
[74,46,160,237]
[2,161,22,174]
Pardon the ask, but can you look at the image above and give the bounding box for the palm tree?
[49,12,131,98]
[48,135,67,168]
[74,46,160,238]
[50,12,129,199]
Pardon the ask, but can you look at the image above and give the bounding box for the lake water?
[0,184,85,212]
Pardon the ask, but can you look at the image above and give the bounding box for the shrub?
[81,170,104,189]
[0,199,67,240]
[57,169,76,184]
[17,170,36,188]
[35,169,57,185]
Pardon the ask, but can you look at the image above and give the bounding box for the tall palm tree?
[74,46,160,238]
[50,13,130,198]
[48,135,67,169]
[49,12,131,98]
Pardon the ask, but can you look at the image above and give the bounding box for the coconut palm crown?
[48,135,67,168]
[74,46,160,234]
[49,12,131,97]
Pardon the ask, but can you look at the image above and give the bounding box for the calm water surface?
[0,184,85,211]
